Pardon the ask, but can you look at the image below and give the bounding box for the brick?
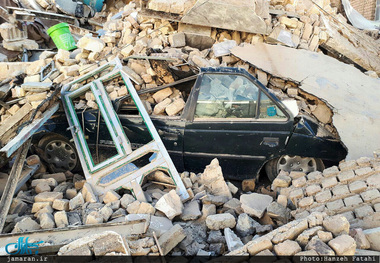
[41,173,66,183]
[337,170,355,183]
[52,199,69,211]
[328,235,356,256]
[272,174,291,188]
[343,195,363,207]
[310,205,326,213]
[340,211,355,222]
[274,240,301,256]
[35,182,50,194]
[294,211,310,220]
[374,203,380,212]
[322,177,338,189]
[366,173,380,188]
[103,190,121,204]
[289,171,306,180]
[315,190,332,203]
[348,181,367,194]
[357,157,371,167]
[355,167,373,177]
[168,32,186,48]
[354,205,374,218]
[339,160,357,171]
[332,185,350,197]
[307,171,323,183]
[289,189,304,200]
[326,199,344,211]
[292,176,307,188]
[361,189,380,202]
[305,184,322,196]
[35,192,63,203]
[40,213,55,229]
[298,196,314,208]
[54,211,69,228]
[323,166,339,177]
[247,238,273,255]
[32,202,51,213]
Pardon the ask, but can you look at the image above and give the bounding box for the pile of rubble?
[2,0,380,135]
[3,155,379,256]
[1,0,380,257]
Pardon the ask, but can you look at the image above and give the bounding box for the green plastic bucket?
[47,23,76,51]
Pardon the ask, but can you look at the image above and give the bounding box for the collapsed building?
[0,0,379,257]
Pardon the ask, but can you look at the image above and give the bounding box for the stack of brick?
[271,156,380,230]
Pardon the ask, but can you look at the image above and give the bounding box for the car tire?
[37,134,81,173]
[265,155,325,182]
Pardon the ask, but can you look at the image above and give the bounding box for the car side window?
[194,74,259,119]
[259,92,287,120]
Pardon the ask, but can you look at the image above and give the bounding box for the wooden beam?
[0,103,59,158]
[0,103,32,138]
[0,139,30,233]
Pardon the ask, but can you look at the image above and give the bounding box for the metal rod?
[0,139,31,233]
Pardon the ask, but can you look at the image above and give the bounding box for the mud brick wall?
[349,0,376,20]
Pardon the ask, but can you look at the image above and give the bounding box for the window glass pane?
[195,74,259,119]
[259,92,287,119]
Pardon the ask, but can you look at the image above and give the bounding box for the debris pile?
[1,0,380,136]
[0,0,380,258]
[2,155,379,256]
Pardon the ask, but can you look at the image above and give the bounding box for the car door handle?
[158,129,178,141]
[261,137,279,147]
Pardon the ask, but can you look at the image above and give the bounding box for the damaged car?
[33,67,348,181]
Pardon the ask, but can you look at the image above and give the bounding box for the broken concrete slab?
[181,200,201,221]
[200,158,232,199]
[212,40,237,57]
[224,228,244,252]
[148,215,173,237]
[236,213,260,237]
[158,224,186,256]
[12,217,40,233]
[58,231,128,256]
[180,0,269,35]
[155,190,183,220]
[231,43,380,160]
[240,193,273,218]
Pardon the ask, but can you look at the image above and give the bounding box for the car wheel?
[265,155,324,181]
[37,134,81,173]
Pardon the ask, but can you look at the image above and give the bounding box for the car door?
[117,113,186,172]
[183,70,294,179]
